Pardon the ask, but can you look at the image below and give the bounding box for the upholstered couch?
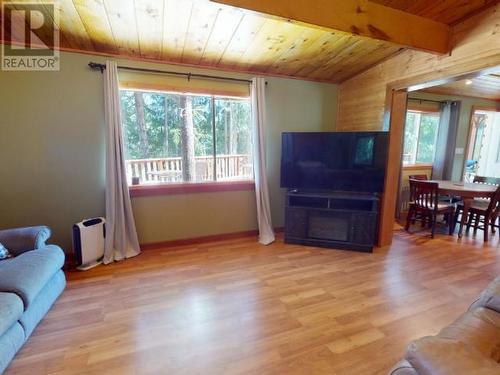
[390,277,500,375]
[0,226,66,374]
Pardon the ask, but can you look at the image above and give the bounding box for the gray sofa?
[0,226,66,374]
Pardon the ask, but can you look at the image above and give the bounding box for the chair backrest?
[409,174,428,181]
[487,185,500,215]
[473,176,500,186]
[409,179,440,211]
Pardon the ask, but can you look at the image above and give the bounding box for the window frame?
[120,88,255,196]
[403,109,441,166]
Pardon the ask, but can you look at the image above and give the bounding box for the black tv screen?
[280,132,389,193]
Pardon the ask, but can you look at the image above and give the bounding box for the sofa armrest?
[0,226,51,256]
[406,337,500,375]
[469,277,500,313]
[389,359,419,375]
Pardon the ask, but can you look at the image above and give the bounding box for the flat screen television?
[280,132,389,193]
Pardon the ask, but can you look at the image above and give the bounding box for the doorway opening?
[464,108,500,181]
[394,68,500,222]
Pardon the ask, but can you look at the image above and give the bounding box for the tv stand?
[284,190,379,252]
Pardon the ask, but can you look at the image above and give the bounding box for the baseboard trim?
[140,227,284,251]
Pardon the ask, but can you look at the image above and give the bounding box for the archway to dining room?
[390,67,500,241]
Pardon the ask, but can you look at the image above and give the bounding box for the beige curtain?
[252,77,275,245]
[103,61,141,264]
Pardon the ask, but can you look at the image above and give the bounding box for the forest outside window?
[402,111,440,165]
[120,90,254,187]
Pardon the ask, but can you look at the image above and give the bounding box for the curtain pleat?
[103,61,141,264]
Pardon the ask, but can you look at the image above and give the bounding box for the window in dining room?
[402,111,440,165]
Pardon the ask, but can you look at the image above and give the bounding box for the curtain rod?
[88,62,254,84]
[408,98,443,104]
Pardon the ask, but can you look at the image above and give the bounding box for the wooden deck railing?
[126,154,252,183]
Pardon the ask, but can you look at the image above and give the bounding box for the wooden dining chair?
[405,179,455,238]
[405,175,431,225]
[408,174,459,204]
[405,175,427,225]
[455,184,500,242]
[472,175,500,232]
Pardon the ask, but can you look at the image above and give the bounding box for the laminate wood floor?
[6,228,500,375]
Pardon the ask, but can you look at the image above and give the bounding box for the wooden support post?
[378,90,408,247]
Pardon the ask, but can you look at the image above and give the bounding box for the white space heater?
[73,217,106,271]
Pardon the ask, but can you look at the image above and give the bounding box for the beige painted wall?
[0,52,106,251]
[0,51,338,249]
[408,92,500,181]
[132,190,257,244]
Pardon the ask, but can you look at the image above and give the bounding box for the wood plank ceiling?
[423,74,500,101]
[0,0,496,83]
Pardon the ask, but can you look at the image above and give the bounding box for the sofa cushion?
[0,322,25,375]
[470,277,500,314]
[406,336,500,375]
[0,292,23,337]
[0,245,65,309]
[20,270,66,337]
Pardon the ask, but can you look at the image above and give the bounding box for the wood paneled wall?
[336,3,500,131]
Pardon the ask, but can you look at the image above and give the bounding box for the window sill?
[129,180,255,197]
[402,163,434,170]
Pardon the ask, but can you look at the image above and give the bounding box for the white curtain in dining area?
[103,60,141,264]
[251,77,275,245]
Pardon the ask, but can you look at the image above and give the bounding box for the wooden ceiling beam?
[211,0,451,54]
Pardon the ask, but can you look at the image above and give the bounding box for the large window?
[120,90,253,185]
[403,111,440,165]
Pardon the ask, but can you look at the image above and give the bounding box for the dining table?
[433,180,497,238]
